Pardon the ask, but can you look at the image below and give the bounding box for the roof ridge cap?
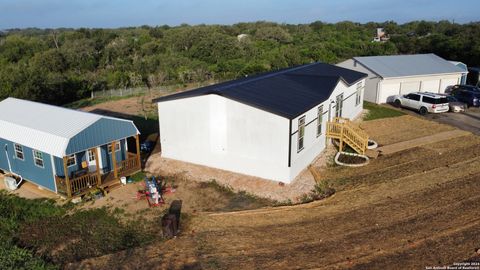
[213,62,319,92]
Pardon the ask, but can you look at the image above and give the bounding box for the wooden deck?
[326,117,369,155]
[55,152,141,198]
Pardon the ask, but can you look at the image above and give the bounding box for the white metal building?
[337,54,467,104]
[154,63,367,183]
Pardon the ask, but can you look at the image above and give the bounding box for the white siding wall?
[289,79,365,180]
[337,59,380,103]
[338,59,463,104]
[158,79,365,183]
[421,80,441,92]
[158,95,291,182]
[379,74,462,103]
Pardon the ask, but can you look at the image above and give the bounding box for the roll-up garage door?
[421,80,441,93]
[400,81,421,95]
[379,82,400,103]
[440,78,459,93]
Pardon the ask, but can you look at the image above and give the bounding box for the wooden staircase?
[326,117,369,155]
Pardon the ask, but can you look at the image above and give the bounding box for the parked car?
[452,90,480,107]
[394,92,449,115]
[445,84,480,95]
[438,94,467,113]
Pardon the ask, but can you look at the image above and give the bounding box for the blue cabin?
[0,98,141,197]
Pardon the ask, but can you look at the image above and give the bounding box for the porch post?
[111,141,118,179]
[135,134,141,169]
[339,125,344,152]
[63,156,72,198]
[93,148,101,186]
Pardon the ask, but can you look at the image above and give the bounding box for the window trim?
[297,116,306,153]
[87,149,96,162]
[32,150,44,168]
[14,143,24,161]
[355,88,362,106]
[335,93,344,118]
[66,154,77,167]
[316,105,323,137]
[108,142,121,154]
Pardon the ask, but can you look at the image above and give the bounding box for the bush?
[0,191,157,267]
[17,207,155,264]
[0,191,62,269]
[297,181,336,204]
[0,242,56,270]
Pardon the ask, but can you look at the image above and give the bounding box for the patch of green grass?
[363,101,405,121]
[273,199,293,207]
[0,191,63,269]
[295,180,336,205]
[17,207,156,265]
[0,191,157,268]
[64,95,138,109]
[129,171,147,183]
[199,179,276,211]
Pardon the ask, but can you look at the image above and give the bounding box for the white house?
[154,63,367,183]
[337,54,467,104]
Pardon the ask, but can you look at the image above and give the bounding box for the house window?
[356,88,362,106]
[335,93,344,117]
[66,154,76,167]
[32,150,44,168]
[87,149,96,162]
[297,116,305,152]
[356,82,363,106]
[14,144,24,160]
[317,105,323,137]
[108,142,121,154]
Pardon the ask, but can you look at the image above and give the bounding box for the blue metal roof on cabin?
[0,98,139,157]
[153,62,367,119]
[66,118,139,155]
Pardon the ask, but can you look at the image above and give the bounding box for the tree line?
[0,20,479,105]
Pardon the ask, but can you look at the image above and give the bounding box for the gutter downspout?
[3,144,23,189]
[288,119,292,167]
[4,144,12,173]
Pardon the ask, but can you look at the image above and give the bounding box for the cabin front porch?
[54,135,142,198]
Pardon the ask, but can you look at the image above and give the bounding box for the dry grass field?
[66,109,480,269]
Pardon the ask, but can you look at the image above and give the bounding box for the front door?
[335,93,343,118]
[87,149,97,172]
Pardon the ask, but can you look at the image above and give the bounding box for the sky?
[0,0,479,29]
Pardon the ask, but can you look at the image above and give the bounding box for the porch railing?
[55,172,98,197]
[55,153,141,197]
[326,117,369,155]
[118,155,141,176]
[55,176,68,196]
[70,173,98,195]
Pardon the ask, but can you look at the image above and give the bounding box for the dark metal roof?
[153,62,367,119]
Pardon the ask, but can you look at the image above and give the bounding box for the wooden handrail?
[326,117,369,155]
[56,172,97,197]
[70,173,98,195]
[55,176,68,196]
[118,155,141,176]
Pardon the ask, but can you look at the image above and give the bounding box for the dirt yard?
[80,173,276,217]
[81,95,157,117]
[69,113,480,269]
[144,153,321,203]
